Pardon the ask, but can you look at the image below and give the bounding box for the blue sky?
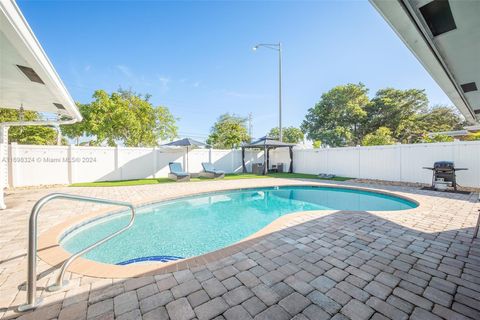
[19,0,451,141]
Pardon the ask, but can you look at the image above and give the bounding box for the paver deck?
[0,178,479,320]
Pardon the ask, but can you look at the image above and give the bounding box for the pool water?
[61,186,416,265]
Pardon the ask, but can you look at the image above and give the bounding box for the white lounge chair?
[200,162,225,179]
[168,162,190,182]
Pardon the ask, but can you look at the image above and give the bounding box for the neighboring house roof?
[370,0,480,124]
[0,0,81,121]
[428,125,480,137]
[464,124,480,132]
[427,130,469,138]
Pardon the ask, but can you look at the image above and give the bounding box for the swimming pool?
[61,186,416,265]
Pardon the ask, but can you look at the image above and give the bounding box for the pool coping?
[37,181,425,278]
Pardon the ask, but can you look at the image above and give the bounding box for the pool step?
[116,255,184,265]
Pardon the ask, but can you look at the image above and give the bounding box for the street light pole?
[278,43,282,143]
[253,42,283,142]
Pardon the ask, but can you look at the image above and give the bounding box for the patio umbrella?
[162,138,208,172]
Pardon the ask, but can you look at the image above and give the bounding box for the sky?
[18,0,452,141]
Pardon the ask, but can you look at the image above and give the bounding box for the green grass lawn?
[268,173,351,181]
[70,173,351,187]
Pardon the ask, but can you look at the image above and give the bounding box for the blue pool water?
[61,186,416,264]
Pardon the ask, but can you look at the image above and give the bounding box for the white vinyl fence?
[271,141,480,188]
[1,141,479,188]
[2,144,265,187]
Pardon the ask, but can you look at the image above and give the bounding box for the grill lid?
[434,161,455,170]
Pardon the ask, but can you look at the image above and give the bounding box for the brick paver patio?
[0,178,479,320]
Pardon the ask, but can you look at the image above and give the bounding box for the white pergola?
[370,0,480,124]
[0,0,82,209]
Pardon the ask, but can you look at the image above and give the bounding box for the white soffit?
[0,0,81,120]
[370,0,479,124]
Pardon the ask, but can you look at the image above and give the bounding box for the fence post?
[357,147,361,179]
[115,146,120,180]
[0,143,7,209]
[152,147,157,178]
[67,145,73,184]
[398,144,402,182]
[326,148,329,175]
[9,143,18,188]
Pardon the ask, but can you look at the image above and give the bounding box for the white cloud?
[116,65,133,78]
[158,76,170,87]
[157,75,171,92]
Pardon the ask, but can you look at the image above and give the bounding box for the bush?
[464,132,480,141]
[422,134,454,143]
[361,127,395,146]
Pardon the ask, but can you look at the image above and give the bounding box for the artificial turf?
[70,172,351,187]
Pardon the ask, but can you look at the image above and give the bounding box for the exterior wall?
[3,141,479,188]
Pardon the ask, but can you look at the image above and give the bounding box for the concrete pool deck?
[1,178,479,319]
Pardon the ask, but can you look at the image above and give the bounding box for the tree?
[60,89,178,147]
[363,88,429,143]
[115,89,178,147]
[301,83,369,147]
[312,140,322,149]
[420,105,464,132]
[207,113,250,149]
[0,108,59,145]
[60,103,88,145]
[464,132,480,141]
[268,126,304,144]
[398,105,463,144]
[303,84,465,147]
[361,127,395,146]
[155,106,179,144]
[422,134,454,143]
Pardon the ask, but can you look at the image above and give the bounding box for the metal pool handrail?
[19,193,136,312]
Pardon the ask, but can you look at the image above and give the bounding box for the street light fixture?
[252,42,283,142]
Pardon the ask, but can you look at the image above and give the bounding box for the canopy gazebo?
[241,137,295,175]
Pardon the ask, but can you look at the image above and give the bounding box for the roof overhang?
[369,0,479,124]
[0,0,81,121]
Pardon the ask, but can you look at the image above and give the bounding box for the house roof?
[0,1,81,121]
[370,0,479,124]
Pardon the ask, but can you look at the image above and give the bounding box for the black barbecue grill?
[423,161,468,191]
